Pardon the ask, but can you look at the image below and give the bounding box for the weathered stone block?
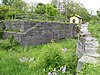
[76,23,100,73]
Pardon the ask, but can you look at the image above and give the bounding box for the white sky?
[25,0,51,4]
[76,0,100,15]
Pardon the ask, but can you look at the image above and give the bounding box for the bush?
[0,35,19,51]
[0,5,10,20]
[28,39,78,74]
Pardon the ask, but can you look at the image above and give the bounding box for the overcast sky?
[76,0,100,14]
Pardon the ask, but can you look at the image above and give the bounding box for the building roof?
[70,14,82,19]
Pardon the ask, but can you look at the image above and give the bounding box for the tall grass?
[0,38,77,75]
[88,23,100,43]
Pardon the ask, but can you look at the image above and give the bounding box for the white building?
[70,14,82,24]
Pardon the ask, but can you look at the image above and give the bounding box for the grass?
[0,38,78,75]
[88,23,100,43]
[5,19,77,25]
[1,22,99,75]
[4,29,21,32]
[88,23,100,53]
[79,63,100,75]
[2,22,100,75]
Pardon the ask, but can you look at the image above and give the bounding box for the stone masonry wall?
[2,20,78,46]
[4,20,38,32]
[76,23,100,72]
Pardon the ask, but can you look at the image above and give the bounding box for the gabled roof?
[70,14,82,19]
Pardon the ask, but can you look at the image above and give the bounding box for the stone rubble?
[76,23,100,72]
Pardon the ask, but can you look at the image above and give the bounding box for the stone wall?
[2,20,78,46]
[4,20,38,32]
[76,23,100,72]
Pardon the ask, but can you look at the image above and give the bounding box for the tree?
[46,4,58,20]
[11,0,28,13]
[0,0,28,19]
[0,5,10,19]
[63,0,69,21]
[69,1,90,21]
[29,2,37,13]
[51,0,59,8]
[35,3,46,15]
[1,0,14,6]
[1,0,28,13]
[62,0,90,21]
[97,8,100,17]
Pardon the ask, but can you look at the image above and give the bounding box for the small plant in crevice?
[0,34,19,51]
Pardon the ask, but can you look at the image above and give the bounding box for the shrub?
[28,39,78,74]
[0,35,19,51]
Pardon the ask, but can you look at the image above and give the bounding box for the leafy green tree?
[35,3,46,15]
[63,0,90,21]
[5,8,16,19]
[0,0,28,19]
[46,4,58,19]
[11,0,28,13]
[74,3,90,21]
[97,8,100,17]
[1,0,14,6]
[9,0,28,19]
[0,5,10,19]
